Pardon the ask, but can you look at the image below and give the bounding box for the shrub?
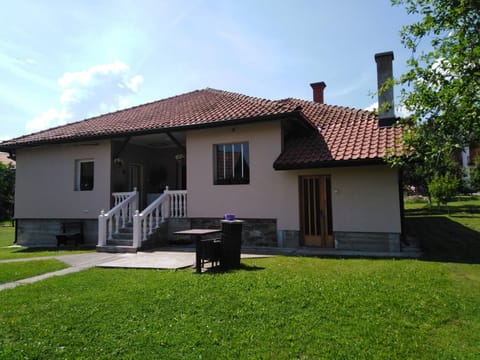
[428,172,459,208]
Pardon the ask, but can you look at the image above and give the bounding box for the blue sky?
[1,0,420,141]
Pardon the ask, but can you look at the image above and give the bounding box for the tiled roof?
[0,88,403,168]
[0,89,302,149]
[273,98,403,169]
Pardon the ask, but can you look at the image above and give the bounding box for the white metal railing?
[98,188,138,247]
[133,186,187,248]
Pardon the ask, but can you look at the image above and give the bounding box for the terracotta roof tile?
[273,98,403,168]
[0,88,403,168]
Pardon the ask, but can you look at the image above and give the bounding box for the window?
[76,160,94,191]
[214,143,250,185]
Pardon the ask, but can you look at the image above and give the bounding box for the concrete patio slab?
[98,251,195,270]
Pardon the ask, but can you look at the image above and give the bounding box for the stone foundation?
[277,230,300,248]
[334,232,401,252]
[16,219,98,247]
[187,218,278,247]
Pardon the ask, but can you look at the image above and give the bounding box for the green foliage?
[0,258,479,358]
[390,0,480,178]
[470,157,480,191]
[428,172,459,206]
[0,162,15,221]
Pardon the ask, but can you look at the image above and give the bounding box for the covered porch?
[110,131,187,208]
[98,131,189,252]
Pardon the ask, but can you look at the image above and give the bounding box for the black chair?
[199,238,222,268]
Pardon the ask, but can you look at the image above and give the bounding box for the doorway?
[299,175,333,247]
[128,163,143,205]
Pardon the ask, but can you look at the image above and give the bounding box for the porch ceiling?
[128,132,186,149]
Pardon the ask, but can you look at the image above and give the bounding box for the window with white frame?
[214,143,250,185]
[75,160,94,191]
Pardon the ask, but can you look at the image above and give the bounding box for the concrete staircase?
[97,224,137,253]
[97,221,172,253]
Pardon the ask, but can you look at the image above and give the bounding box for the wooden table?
[173,229,222,273]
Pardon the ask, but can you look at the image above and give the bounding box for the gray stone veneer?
[16,219,98,247]
[15,218,402,253]
[188,218,278,247]
[334,232,401,252]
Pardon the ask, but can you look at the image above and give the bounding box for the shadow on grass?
[406,216,480,264]
[202,263,265,274]
[406,205,480,217]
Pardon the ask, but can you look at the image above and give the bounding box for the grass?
[0,259,69,285]
[0,224,14,247]
[0,257,479,359]
[0,198,478,358]
[404,196,480,263]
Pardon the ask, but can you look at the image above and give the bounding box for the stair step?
[108,238,133,246]
[119,226,133,233]
[96,245,137,254]
[112,233,133,240]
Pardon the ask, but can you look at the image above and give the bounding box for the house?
[0,52,405,253]
[0,152,15,167]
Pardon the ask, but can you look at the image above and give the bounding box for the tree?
[390,0,480,182]
[428,172,459,212]
[0,163,15,221]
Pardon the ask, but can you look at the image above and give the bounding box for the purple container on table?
[224,214,235,221]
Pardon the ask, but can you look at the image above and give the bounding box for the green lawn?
[404,196,480,263]
[0,224,14,247]
[0,259,69,285]
[0,198,478,358]
[0,257,479,359]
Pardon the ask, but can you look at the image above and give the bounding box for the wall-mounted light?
[113,158,124,167]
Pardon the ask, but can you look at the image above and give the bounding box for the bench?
[56,222,84,247]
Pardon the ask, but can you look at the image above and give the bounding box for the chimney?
[375,51,396,127]
[310,81,326,104]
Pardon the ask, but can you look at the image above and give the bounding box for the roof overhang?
[0,110,315,152]
[273,157,386,171]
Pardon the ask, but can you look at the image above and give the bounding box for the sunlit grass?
[0,259,69,285]
[0,257,479,359]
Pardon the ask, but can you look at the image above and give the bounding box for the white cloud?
[126,75,143,93]
[26,61,143,133]
[365,101,412,118]
[26,108,73,133]
[58,60,130,88]
[365,101,377,112]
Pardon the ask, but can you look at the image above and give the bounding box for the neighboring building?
[0,52,405,253]
[0,152,15,167]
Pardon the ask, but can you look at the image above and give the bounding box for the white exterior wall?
[15,141,111,219]
[186,122,401,234]
[187,122,297,226]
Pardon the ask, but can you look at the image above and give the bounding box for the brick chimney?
[310,81,326,104]
[375,51,396,127]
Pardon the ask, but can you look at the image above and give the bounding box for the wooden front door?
[300,175,333,247]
